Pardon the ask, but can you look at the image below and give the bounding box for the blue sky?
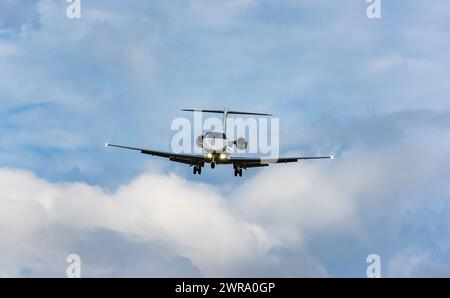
[0,0,450,277]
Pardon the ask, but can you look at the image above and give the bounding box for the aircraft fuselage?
[202,131,228,154]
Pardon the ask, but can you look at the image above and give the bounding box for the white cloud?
[0,168,278,276]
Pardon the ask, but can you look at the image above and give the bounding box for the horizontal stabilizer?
[182,109,271,116]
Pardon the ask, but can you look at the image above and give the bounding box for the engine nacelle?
[196,135,204,148]
[235,137,248,150]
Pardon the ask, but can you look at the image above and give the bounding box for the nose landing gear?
[234,167,243,177]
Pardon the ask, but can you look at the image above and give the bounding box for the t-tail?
[181,107,271,132]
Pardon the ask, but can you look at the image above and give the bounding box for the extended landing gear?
[234,167,243,177]
[193,165,202,175]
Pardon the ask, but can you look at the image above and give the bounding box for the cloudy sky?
[1,0,450,277]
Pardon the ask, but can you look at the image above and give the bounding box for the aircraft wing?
[106,143,205,166]
[225,155,334,168]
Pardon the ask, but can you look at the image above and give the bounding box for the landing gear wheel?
[193,166,202,175]
[238,169,243,177]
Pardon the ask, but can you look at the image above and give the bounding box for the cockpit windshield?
[205,132,226,139]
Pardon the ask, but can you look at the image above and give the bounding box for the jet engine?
[196,135,204,148]
[235,137,248,150]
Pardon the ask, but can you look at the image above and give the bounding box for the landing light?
[219,153,227,160]
[330,155,335,159]
[206,153,213,159]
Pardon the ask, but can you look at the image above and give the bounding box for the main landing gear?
[234,167,243,177]
[193,165,202,175]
